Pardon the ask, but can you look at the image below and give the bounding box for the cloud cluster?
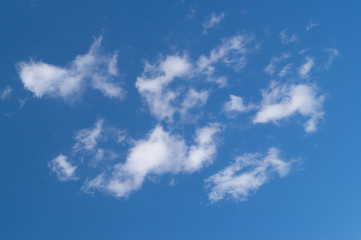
[206,148,292,202]
[18,37,125,101]
[83,123,221,197]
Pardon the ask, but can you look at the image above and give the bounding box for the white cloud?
[83,123,221,197]
[48,155,78,181]
[202,12,226,34]
[0,86,12,100]
[136,55,192,120]
[264,53,291,76]
[253,81,324,133]
[180,88,209,119]
[306,21,319,31]
[206,147,292,203]
[278,63,293,78]
[298,56,314,78]
[73,119,104,152]
[223,94,248,113]
[279,30,298,45]
[324,48,339,69]
[17,37,125,100]
[197,34,254,86]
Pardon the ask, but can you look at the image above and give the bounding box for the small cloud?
[185,5,196,20]
[48,155,78,181]
[279,30,298,45]
[264,53,291,76]
[73,119,104,152]
[223,95,251,114]
[306,21,319,31]
[324,48,339,69]
[206,148,293,203]
[0,86,12,100]
[202,12,226,34]
[298,56,314,78]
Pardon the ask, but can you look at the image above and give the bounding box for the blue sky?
[1,0,361,239]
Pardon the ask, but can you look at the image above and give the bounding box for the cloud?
[306,21,319,31]
[185,5,196,20]
[279,30,298,45]
[73,119,104,152]
[180,88,209,119]
[253,81,324,133]
[324,48,339,69]
[278,63,293,78]
[17,36,125,101]
[0,86,12,100]
[223,95,249,113]
[136,55,193,120]
[83,123,221,197]
[206,148,292,203]
[197,34,254,86]
[298,56,314,78]
[48,155,78,181]
[264,53,291,76]
[202,12,226,34]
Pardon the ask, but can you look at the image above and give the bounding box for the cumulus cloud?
[206,148,292,203]
[253,81,324,133]
[324,48,339,69]
[197,33,254,86]
[202,12,226,34]
[136,55,192,120]
[0,86,12,100]
[48,155,78,181]
[298,56,314,78]
[83,123,221,197]
[223,94,249,113]
[279,30,298,45]
[17,37,125,100]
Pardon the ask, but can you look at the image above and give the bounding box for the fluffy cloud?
[298,56,314,78]
[223,95,248,113]
[253,81,324,132]
[0,86,12,100]
[206,148,292,203]
[83,123,221,197]
[17,37,125,100]
[202,12,226,34]
[136,55,192,120]
[279,30,298,45]
[48,155,78,181]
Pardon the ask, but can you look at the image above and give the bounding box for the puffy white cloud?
[279,30,298,45]
[253,81,324,133]
[206,148,292,203]
[83,123,221,197]
[324,48,339,69]
[197,34,254,86]
[202,12,226,34]
[17,37,125,100]
[48,155,78,181]
[223,95,248,113]
[0,86,12,100]
[136,55,192,120]
[298,56,314,78]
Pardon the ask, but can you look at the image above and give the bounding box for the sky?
[1,0,361,239]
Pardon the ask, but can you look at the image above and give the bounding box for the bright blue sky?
[1,0,361,239]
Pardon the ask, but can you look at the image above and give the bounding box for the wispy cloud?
[17,37,125,101]
[253,81,324,133]
[202,12,226,34]
[279,30,298,45]
[306,21,319,31]
[264,53,291,76]
[324,48,339,69]
[206,148,293,203]
[298,56,314,78]
[73,119,104,152]
[49,155,78,181]
[0,86,12,100]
